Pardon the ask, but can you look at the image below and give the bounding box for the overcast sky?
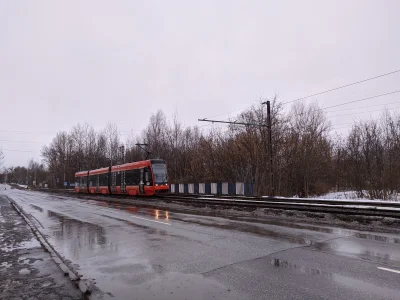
[1,0,400,167]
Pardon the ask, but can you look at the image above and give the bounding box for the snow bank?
[314,191,400,202]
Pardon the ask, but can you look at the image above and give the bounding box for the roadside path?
[0,195,84,300]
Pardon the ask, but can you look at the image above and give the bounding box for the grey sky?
[1,0,400,167]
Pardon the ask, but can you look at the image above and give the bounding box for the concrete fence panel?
[222,182,229,195]
[199,183,205,194]
[236,182,245,195]
[211,183,218,194]
[188,184,194,194]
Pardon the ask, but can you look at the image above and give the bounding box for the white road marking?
[131,215,171,225]
[377,267,400,274]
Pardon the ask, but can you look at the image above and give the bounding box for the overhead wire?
[328,106,400,119]
[0,139,41,144]
[288,90,400,118]
[323,90,400,110]
[1,149,38,153]
[281,69,400,105]
[324,101,400,114]
[199,69,400,120]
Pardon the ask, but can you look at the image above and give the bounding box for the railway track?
[28,187,400,218]
[156,194,400,218]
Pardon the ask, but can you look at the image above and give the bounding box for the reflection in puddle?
[312,238,400,264]
[101,214,175,240]
[47,210,116,259]
[87,200,170,222]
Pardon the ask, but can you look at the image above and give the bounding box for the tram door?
[139,168,145,195]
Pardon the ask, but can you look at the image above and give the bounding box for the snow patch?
[315,191,400,202]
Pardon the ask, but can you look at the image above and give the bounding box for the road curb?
[6,196,93,297]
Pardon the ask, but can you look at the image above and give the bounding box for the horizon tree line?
[3,99,400,200]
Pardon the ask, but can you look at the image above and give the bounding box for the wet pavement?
[2,187,400,300]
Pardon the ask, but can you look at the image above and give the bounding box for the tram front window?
[152,163,168,184]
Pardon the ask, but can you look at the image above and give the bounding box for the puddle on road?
[270,258,400,299]
[85,200,170,222]
[46,210,113,259]
[99,214,179,243]
[177,218,313,245]
[312,237,400,265]
[92,201,314,245]
[354,232,400,244]
[229,216,400,243]
[82,199,400,249]
[78,198,400,250]
[233,216,337,233]
[99,272,241,300]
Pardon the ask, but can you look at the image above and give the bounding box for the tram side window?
[99,173,108,186]
[116,172,121,186]
[82,176,87,187]
[125,169,141,186]
[75,178,79,188]
[89,175,98,187]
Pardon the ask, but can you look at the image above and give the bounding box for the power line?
[325,101,400,114]
[1,149,38,153]
[0,129,56,135]
[324,90,400,110]
[203,91,400,128]
[199,93,400,131]
[328,106,400,119]
[282,69,400,105]
[0,128,142,135]
[0,139,41,144]
[289,90,400,118]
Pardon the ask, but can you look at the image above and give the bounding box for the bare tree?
[103,122,120,167]
[0,149,4,167]
[37,102,400,197]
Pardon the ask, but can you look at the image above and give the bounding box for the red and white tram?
[75,159,169,196]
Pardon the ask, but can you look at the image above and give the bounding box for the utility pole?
[263,100,274,197]
[198,108,274,197]
[119,145,125,163]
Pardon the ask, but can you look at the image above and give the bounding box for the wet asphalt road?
[2,188,400,300]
